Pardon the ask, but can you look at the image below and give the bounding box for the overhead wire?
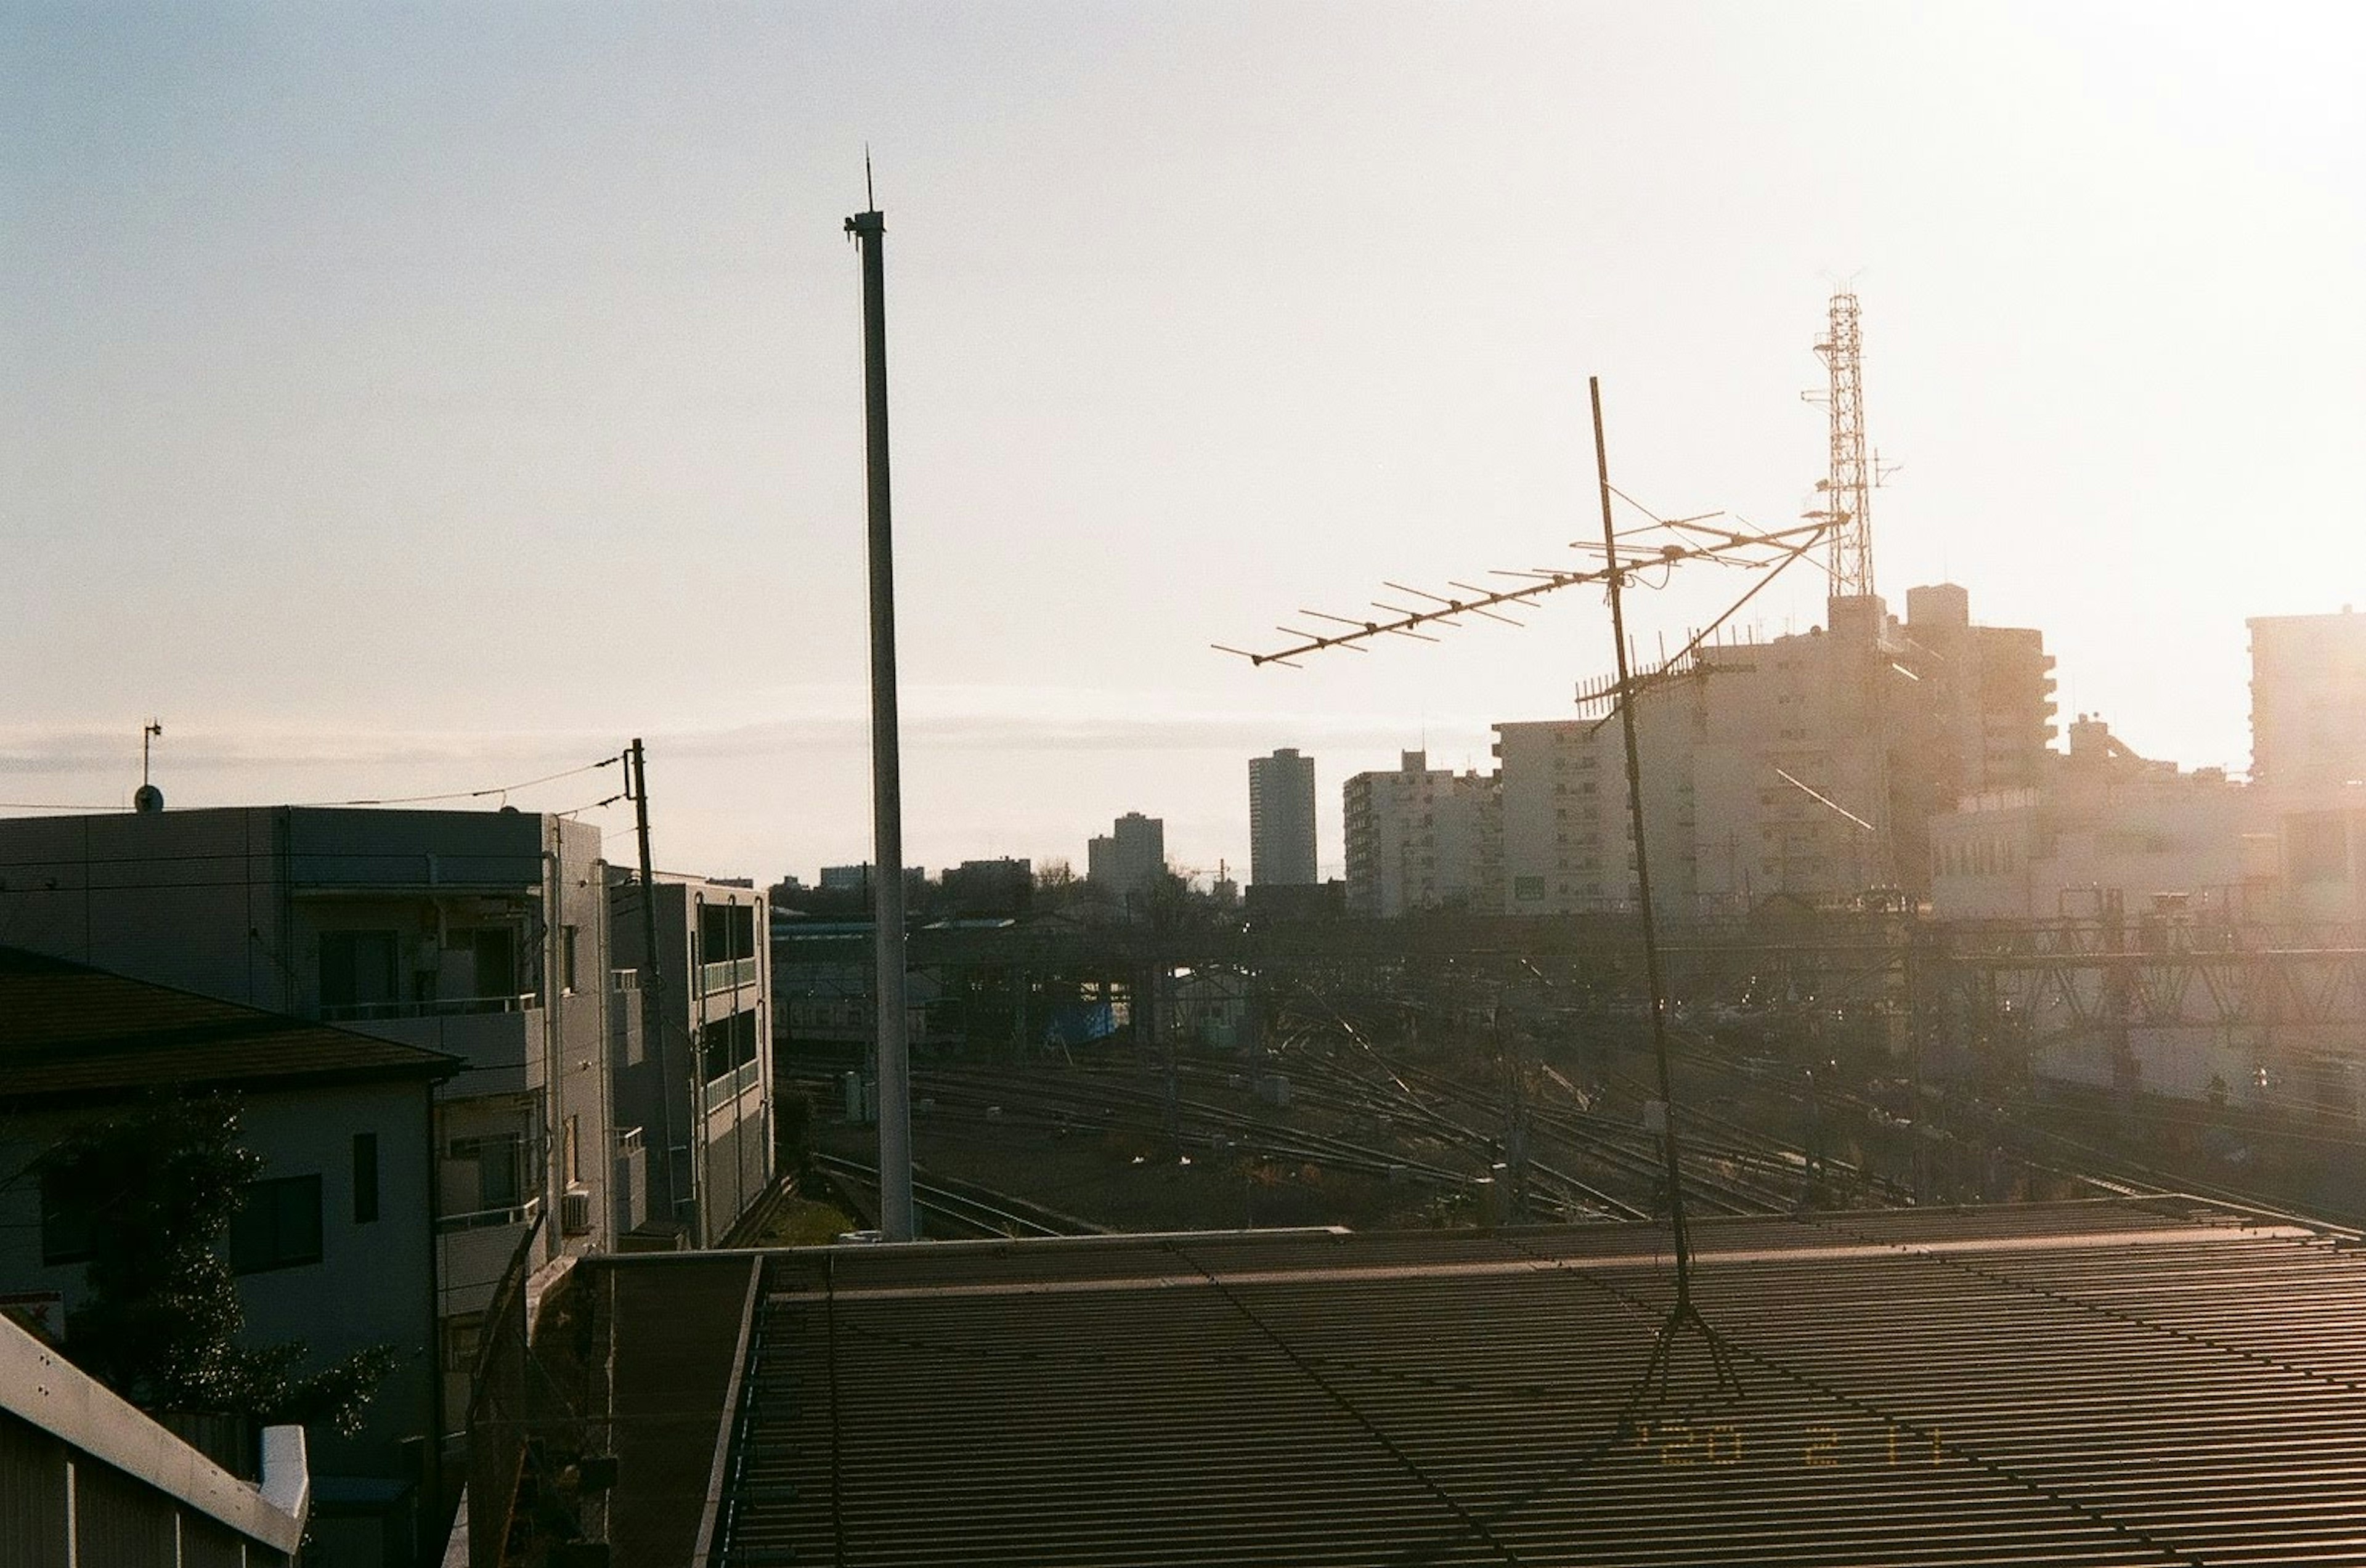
[298,753,623,808]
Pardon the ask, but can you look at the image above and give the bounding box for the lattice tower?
[1813,291,1874,598]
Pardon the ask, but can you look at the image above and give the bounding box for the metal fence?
[462,1213,542,1568]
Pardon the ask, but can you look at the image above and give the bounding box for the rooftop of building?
[577,1196,2366,1567]
[0,945,459,1108]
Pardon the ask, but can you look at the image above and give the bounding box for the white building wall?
[1343,753,1498,917]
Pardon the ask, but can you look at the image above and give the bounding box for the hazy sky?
[7,2,2362,884]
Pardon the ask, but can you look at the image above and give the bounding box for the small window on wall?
[39,1171,94,1265]
[352,1133,380,1224]
[229,1176,323,1274]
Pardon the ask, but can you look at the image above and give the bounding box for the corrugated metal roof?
[704,1200,2366,1566]
[0,945,457,1102]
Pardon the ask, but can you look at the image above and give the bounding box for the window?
[320,931,399,1012]
[701,1010,760,1083]
[458,927,518,999]
[699,903,758,962]
[39,1171,94,1265]
[352,1133,379,1224]
[450,1134,524,1211]
[561,925,580,993]
[1514,875,1546,901]
[229,1176,323,1274]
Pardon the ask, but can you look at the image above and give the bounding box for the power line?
[0,754,625,818]
[298,754,623,808]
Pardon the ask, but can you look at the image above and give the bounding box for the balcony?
[330,996,543,1093]
[322,991,535,1024]
[436,1196,542,1320]
[698,955,762,996]
[701,1058,762,1116]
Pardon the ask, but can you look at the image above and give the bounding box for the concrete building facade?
[1342,752,1500,918]
[2250,608,2366,788]
[1247,749,1319,887]
[1930,717,2256,922]
[1086,813,1165,908]
[606,872,773,1248]
[1492,585,2057,919]
[0,806,624,1436]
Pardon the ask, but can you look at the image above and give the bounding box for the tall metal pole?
[847,197,915,1241]
[1591,378,1694,1304]
[627,739,682,1238]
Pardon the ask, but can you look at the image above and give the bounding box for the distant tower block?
[1813,291,1874,600]
[1248,748,1318,886]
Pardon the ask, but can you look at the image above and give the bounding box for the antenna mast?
[1811,291,1874,599]
[846,180,916,1243]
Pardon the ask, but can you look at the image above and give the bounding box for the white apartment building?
[606,871,773,1247]
[1495,684,1696,919]
[1494,585,2057,919]
[2250,608,2366,788]
[1930,717,2258,922]
[1342,752,1500,917]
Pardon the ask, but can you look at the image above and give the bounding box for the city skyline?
[8,4,2362,884]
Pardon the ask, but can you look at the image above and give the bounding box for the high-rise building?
[2249,609,2366,787]
[1494,583,2057,917]
[1086,813,1165,907]
[1248,748,1319,886]
[1342,752,1500,917]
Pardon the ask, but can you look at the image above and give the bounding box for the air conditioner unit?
[560,1185,593,1236]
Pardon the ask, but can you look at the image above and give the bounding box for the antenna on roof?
[135,719,164,813]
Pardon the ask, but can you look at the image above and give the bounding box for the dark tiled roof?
[695,1200,2366,1567]
[0,946,457,1103]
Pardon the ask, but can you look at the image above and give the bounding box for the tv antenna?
[1221,378,1834,1400]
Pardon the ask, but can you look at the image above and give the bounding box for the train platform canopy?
[593,1198,2366,1567]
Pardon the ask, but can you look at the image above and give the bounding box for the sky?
[6,2,2362,885]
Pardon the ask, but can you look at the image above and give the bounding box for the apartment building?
[606,872,773,1248]
[2248,607,2366,792]
[1247,748,1319,887]
[1086,812,1165,908]
[1495,682,1696,919]
[1492,585,2057,919]
[0,805,622,1427]
[1341,752,1500,917]
[1930,717,2256,922]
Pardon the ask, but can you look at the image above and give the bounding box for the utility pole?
[847,173,916,1241]
[626,739,682,1238]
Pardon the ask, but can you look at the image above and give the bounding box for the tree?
[44,1093,396,1436]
